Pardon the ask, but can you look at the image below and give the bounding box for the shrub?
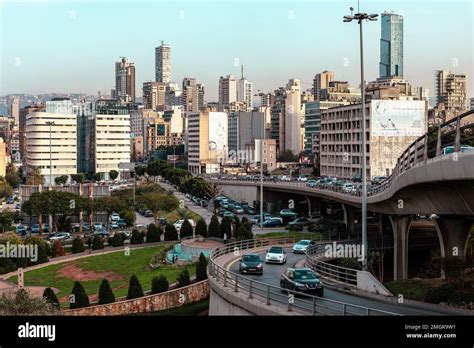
[71,237,85,254]
[42,287,59,307]
[51,240,65,258]
[384,280,428,302]
[425,284,453,304]
[220,217,231,239]
[195,218,207,238]
[70,281,89,309]
[176,269,191,288]
[110,233,125,247]
[180,219,193,239]
[195,253,208,281]
[122,210,134,226]
[164,224,178,241]
[92,235,104,250]
[23,236,49,264]
[98,279,115,305]
[237,221,253,241]
[146,223,161,243]
[85,236,93,249]
[208,215,220,238]
[0,289,58,315]
[151,275,169,294]
[130,229,144,244]
[448,289,474,305]
[127,274,144,299]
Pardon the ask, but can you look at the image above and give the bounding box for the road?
[227,248,447,315]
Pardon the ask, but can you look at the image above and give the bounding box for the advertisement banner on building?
[208,112,228,158]
[371,100,425,137]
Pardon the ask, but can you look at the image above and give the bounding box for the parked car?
[110,213,120,222]
[93,222,103,230]
[173,219,196,231]
[280,175,292,182]
[30,224,41,234]
[265,246,287,264]
[110,221,119,229]
[43,223,51,233]
[280,209,297,219]
[144,210,153,218]
[263,217,284,227]
[6,197,14,204]
[233,205,244,214]
[292,239,315,254]
[280,268,323,296]
[239,254,263,275]
[244,206,256,215]
[117,219,127,228]
[342,183,355,193]
[306,179,318,188]
[49,232,72,243]
[441,145,474,155]
[16,225,27,236]
[297,176,308,182]
[15,203,21,210]
[223,211,234,219]
[288,218,310,228]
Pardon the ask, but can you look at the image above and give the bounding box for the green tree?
[0,289,58,315]
[109,170,119,181]
[0,177,13,200]
[71,173,85,184]
[179,219,193,238]
[176,269,191,288]
[0,211,18,233]
[92,235,104,250]
[26,167,45,186]
[151,275,169,294]
[164,224,178,241]
[70,281,89,309]
[23,236,49,265]
[93,173,101,182]
[195,253,208,281]
[5,173,20,189]
[54,175,69,185]
[195,218,208,238]
[98,279,115,305]
[146,223,161,243]
[237,221,253,240]
[137,192,179,225]
[220,216,232,239]
[127,274,144,299]
[42,287,59,308]
[208,215,220,238]
[130,229,144,244]
[110,233,125,247]
[71,237,85,254]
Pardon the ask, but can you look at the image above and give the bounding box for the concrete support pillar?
[304,196,311,217]
[389,215,413,281]
[342,204,356,239]
[433,216,472,261]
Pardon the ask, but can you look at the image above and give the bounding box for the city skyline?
[1,0,473,101]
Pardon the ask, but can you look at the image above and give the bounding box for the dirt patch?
[57,263,125,282]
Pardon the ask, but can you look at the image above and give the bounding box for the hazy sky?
[0,0,473,101]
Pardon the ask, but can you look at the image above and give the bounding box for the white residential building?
[285,79,302,156]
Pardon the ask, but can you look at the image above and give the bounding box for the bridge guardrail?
[208,236,400,316]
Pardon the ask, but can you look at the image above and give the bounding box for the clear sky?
[0,0,473,101]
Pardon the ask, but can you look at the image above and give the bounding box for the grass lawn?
[8,245,196,306]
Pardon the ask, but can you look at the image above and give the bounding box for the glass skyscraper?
[379,12,404,78]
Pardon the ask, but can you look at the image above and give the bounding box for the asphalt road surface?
[227,248,447,316]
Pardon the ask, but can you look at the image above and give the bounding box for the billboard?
[371,100,425,137]
[208,112,228,153]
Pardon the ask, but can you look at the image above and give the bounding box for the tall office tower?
[182,78,199,112]
[469,97,474,110]
[227,111,265,152]
[94,100,131,179]
[187,111,228,174]
[313,71,334,101]
[197,84,205,110]
[115,57,136,102]
[26,99,78,186]
[155,41,171,83]
[260,93,275,108]
[284,79,302,156]
[379,11,404,78]
[237,66,253,111]
[143,81,166,110]
[19,103,45,161]
[435,70,467,120]
[75,101,95,174]
[10,97,20,125]
[218,74,237,111]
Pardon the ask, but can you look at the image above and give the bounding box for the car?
[110,213,120,222]
[279,209,297,218]
[263,217,283,227]
[49,232,72,242]
[442,145,474,155]
[233,205,244,214]
[280,268,323,296]
[244,206,256,215]
[110,221,119,229]
[6,197,14,204]
[218,208,228,217]
[280,175,292,182]
[94,229,110,238]
[288,218,310,227]
[15,203,21,210]
[239,254,264,275]
[265,246,287,264]
[292,239,315,254]
[250,215,260,225]
[372,176,387,185]
[117,219,127,228]
[31,224,41,234]
[173,219,196,231]
[297,176,308,182]
[43,223,51,233]
[342,183,355,193]
[223,211,234,218]
[306,179,318,188]
[144,210,153,218]
[93,222,103,230]
[16,225,27,236]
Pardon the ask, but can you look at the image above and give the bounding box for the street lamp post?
[260,114,264,232]
[343,9,378,270]
[45,121,55,188]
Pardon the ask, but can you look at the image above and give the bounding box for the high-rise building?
[218,75,237,111]
[227,111,265,152]
[469,97,474,110]
[313,71,334,101]
[10,97,20,126]
[75,101,95,174]
[142,81,166,110]
[165,83,182,107]
[435,70,467,121]
[379,11,404,78]
[187,111,228,174]
[182,78,205,112]
[284,79,302,156]
[26,99,78,186]
[155,42,171,83]
[237,66,253,111]
[115,57,136,102]
[94,100,131,179]
[19,103,45,162]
